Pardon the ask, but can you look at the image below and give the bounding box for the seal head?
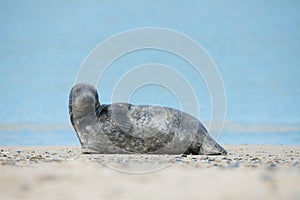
[69,83,99,120]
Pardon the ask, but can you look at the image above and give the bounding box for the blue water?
[0,0,300,145]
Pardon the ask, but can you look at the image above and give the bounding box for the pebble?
[2,160,16,166]
[266,163,276,171]
[19,179,31,191]
[260,174,274,182]
[0,146,298,171]
[229,162,240,168]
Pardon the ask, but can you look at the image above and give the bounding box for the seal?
[69,83,227,155]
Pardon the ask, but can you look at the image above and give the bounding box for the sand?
[0,145,299,200]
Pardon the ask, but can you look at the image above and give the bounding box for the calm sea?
[0,1,299,145]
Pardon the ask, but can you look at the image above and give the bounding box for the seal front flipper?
[111,103,132,133]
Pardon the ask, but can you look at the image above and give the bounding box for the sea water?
[0,1,299,145]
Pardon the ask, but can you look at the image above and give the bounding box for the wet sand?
[0,145,299,200]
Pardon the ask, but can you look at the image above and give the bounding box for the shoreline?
[0,145,299,200]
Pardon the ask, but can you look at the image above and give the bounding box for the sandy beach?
[0,145,299,200]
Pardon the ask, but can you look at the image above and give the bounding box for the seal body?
[69,83,227,155]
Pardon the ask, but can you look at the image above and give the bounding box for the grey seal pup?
[69,83,227,155]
